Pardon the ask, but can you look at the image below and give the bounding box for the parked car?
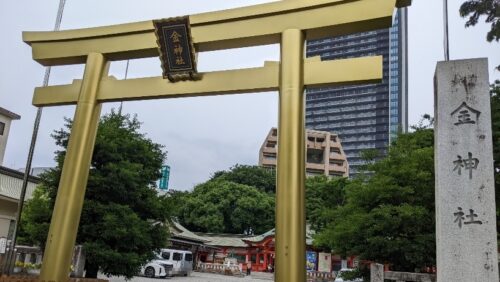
[159,249,193,276]
[140,254,173,278]
[334,268,363,282]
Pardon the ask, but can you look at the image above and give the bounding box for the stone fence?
[370,263,436,282]
[197,262,243,277]
[306,271,335,282]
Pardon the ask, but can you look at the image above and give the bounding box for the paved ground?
[102,272,274,282]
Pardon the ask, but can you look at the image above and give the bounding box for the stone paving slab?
[100,272,273,282]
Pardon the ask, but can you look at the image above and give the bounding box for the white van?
[139,254,173,278]
[159,249,193,276]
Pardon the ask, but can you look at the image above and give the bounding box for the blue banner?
[159,165,170,190]
[306,251,317,272]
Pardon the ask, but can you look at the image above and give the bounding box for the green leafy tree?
[17,188,51,246]
[314,128,435,272]
[21,111,169,278]
[305,176,350,232]
[210,164,276,194]
[460,0,500,69]
[164,189,190,219]
[178,179,275,234]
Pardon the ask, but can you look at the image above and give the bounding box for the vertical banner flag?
[159,165,170,190]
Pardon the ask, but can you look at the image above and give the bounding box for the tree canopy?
[210,164,276,194]
[305,176,349,232]
[166,165,276,234]
[460,0,500,69]
[20,111,169,278]
[171,165,351,236]
[313,128,435,272]
[177,179,275,234]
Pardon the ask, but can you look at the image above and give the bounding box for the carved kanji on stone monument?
[453,207,483,228]
[452,152,479,179]
[451,102,480,126]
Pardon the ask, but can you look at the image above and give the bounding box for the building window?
[266,141,276,148]
[0,122,5,136]
[307,149,324,164]
[264,154,276,161]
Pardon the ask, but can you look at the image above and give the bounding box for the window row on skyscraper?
[306,31,379,46]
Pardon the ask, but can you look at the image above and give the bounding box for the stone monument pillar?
[370,263,384,282]
[434,58,498,281]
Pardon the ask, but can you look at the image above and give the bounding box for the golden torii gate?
[23,0,410,281]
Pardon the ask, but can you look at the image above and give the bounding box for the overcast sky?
[1,0,499,190]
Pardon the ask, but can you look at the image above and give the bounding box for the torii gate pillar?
[276,28,306,282]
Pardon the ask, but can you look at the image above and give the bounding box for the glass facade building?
[305,9,408,177]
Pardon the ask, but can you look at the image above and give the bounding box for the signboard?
[159,165,170,190]
[153,17,199,82]
[0,237,7,254]
[306,251,317,272]
[318,252,332,272]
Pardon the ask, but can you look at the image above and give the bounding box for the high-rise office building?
[305,8,408,176]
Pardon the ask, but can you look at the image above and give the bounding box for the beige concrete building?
[0,107,39,242]
[259,127,349,177]
[0,107,21,166]
[0,166,39,240]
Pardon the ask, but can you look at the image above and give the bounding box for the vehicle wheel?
[145,266,155,278]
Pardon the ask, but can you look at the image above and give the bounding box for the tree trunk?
[85,261,99,278]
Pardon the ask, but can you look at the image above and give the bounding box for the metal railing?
[306,271,335,282]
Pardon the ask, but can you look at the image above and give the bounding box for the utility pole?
[443,0,450,61]
[2,0,67,275]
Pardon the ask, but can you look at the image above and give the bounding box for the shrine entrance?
[22,0,409,281]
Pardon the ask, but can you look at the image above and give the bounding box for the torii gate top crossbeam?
[23,0,409,66]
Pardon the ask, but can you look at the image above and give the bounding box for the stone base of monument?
[370,263,436,282]
[0,275,107,282]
